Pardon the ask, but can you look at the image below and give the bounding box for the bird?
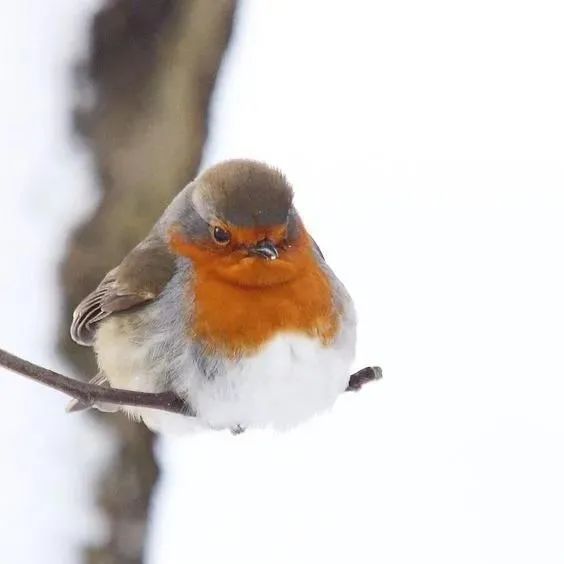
[69,159,356,433]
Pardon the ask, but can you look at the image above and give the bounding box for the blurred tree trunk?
[59,1,236,563]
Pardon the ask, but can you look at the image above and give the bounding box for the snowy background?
[1,1,564,563]
[0,1,111,562]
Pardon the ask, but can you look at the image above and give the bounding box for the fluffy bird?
[70,160,356,432]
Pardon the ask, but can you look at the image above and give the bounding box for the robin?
[70,159,356,432]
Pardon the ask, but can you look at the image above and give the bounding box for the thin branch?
[0,347,380,417]
[0,348,190,415]
[346,365,382,391]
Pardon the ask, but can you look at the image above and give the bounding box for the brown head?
[162,159,338,354]
[166,159,315,288]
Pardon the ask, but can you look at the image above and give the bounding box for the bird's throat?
[189,257,339,358]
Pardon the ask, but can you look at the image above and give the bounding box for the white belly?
[97,319,355,433]
[190,333,354,431]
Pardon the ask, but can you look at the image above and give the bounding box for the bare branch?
[346,365,383,391]
[0,347,380,417]
[0,348,191,415]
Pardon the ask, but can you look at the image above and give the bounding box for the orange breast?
[188,250,339,358]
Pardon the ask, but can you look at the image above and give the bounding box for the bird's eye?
[212,226,231,245]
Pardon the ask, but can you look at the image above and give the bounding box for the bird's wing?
[70,236,177,346]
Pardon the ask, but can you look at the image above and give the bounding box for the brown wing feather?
[70,236,177,346]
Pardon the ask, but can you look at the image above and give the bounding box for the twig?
[0,347,380,417]
[346,365,383,391]
[0,348,190,415]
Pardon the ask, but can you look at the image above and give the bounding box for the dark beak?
[248,239,279,260]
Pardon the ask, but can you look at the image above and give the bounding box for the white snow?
[147,2,564,564]
[0,1,112,563]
